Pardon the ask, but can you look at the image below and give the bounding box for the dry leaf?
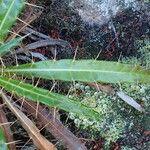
[0,92,57,150]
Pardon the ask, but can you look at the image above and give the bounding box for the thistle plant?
[0,0,150,149]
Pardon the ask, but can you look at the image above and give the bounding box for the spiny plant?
[0,0,150,149]
[68,40,150,148]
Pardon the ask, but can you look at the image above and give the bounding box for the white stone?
[69,0,143,25]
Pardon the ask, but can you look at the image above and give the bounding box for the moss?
[69,84,127,146]
[68,39,150,148]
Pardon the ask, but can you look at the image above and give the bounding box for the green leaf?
[0,37,22,56]
[4,59,150,83]
[0,76,100,121]
[0,0,25,42]
[0,127,8,150]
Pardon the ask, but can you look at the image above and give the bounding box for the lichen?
[121,146,136,150]
[69,83,135,147]
[68,39,150,148]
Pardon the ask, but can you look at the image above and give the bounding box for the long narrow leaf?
[4,59,150,83]
[0,127,8,150]
[1,92,57,150]
[0,37,22,56]
[0,76,100,121]
[0,0,25,42]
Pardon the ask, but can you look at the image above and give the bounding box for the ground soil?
[34,0,150,60]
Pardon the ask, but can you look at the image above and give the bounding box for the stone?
[69,0,145,26]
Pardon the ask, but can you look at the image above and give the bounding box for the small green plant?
[0,0,150,149]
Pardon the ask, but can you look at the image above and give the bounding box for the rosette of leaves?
[0,0,150,149]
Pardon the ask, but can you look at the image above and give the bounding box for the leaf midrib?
[0,77,58,101]
[0,0,15,32]
[0,77,99,119]
[4,68,140,75]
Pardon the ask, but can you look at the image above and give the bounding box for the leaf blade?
[0,76,100,121]
[4,59,150,83]
[0,0,25,42]
[0,37,22,56]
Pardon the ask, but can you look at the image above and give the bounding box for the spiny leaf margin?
[0,76,101,121]
[4,59,150,83]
